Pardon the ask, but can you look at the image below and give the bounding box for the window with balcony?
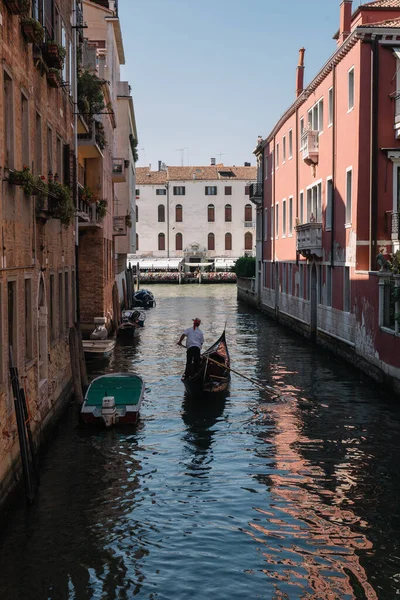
[205,186,217,196]
[348,67,355,111]
[158,204,165,222]
[245,232,253,251]
[306,182,322,222]
[245,204,252,222]
[176,232,183,251]
[158,233,165,251]
[225,232,232,251]
[307,98,324,132]
[208,232,215,251]
[346,168,352,224]
[176,204,183,222]
[173,186,185,195]
[225,204,232,222]
[208,204,215,222]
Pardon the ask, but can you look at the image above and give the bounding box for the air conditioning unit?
[301,127,319,165]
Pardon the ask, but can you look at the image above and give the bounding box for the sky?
[119,0,363,169]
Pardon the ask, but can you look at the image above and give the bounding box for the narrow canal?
[1,284,400,599]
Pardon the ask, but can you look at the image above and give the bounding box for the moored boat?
[117,309,145,340]
[80,373,145,427]
[181,330,230,395]
[132,289,156,309]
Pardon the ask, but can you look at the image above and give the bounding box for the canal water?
[1,284,400,600]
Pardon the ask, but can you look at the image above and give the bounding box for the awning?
[128,258,183,270]
[184,262,214,267]
[214,258,237,269]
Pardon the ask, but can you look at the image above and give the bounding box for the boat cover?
[85,375,143,406]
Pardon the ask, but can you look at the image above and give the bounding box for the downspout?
[273,135,276,265]
[295,107,299,266]
[331,62,336,268]
[166,182,170,258]
[370,38,379,270]
[72,1,80,323]
[261,149,265,266]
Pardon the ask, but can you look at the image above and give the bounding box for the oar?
[206,356,279,395]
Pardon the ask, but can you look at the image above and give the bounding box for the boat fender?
[102,396,117,427]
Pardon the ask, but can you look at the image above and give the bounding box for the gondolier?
[178,318,204,378]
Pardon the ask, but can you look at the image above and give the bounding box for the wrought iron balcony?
[295,221,323,259]
[392,211,400,241]
[249,183,263,205]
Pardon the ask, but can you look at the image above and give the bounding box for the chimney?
[210,158,216,166]
[158,160,162,171]
[244,162,251,167]
[339,1,352,45]
[296,48,305,98]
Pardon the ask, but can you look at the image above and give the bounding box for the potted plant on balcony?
[21,17,44,44]
[48,180,74,227]
[8,165,35,194]
[77,69,105,120]
[125,212,133,228]
[34,176,49,209]
[129,134,139,163]
[46,68,61,88]
[42,42,66,69]
[4,0,30,14]
[95,122,106,150]
[96,199,108,218]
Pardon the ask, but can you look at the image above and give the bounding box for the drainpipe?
[72,1,80,323]
[331,63,336,268]
[261,149,265,266]
[295,106,299,267]
[370,38,379,270]
[166,182,170,258]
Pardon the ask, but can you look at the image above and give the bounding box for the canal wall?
[237,278,400,396]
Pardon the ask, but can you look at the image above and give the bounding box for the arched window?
[245,204,252,222]
[136,233,139,251]
[225,232,232,251]
[158,204,165,222]
[208,232,215,251]
[136,206,139,222]
[208,204,215,222]
[158,233,165,251]
[225,204,232,222]
[176,232,183,251]
[176,204,183,222]
[244,231,253,250]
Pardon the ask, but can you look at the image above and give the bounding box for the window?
[205,186,217,196]
[135,189,140,197]
[264,208,268,242]
[346,169,352,224]
[327,266,332,307]
[225,186,232,196]
[299,264,304,298]
[300,118,304,150]
[173,186,185,195]
[50,274,55,342]
[208,232,215,251]
[245,185,250,195]
[47,126,53,174]
[225,232,232,251]
[25,278,33,361]
[271,205,274,239]
[245,204,252,222]
[61,23,67,83]
[326,178,333,230]
[275,203,279,238]
[289,196,293,235]
[299,191,304,225]
[348,67,355,111]
[8,281,17,363]
[158,233,165,251]
[136,206,138,222]
[176,204,182,222]
[208,204,215,222]
[328,87,333,126]
[276,143,279,168]
[35,113,42,175]
[282,199,287,237]
[225,204,232,222]
[283,136,286,162]
[156,188,166,195]
[4,71,14,169]
[58,272,64,337]
[306,182,322,222]
[56,136,62,182]
[158,204,165,222]
[21,93,29,168]
[288,129,293,159]
[176,232,183,251]
[136,233,139,251]
[265,156,269,179]
[65,271,69,330]
[308,98,324,132]
[244,232,253,251]
[344,267,351,312]
[271,150,274,174]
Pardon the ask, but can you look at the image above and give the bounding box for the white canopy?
[214,258,237,270]
[184,262,214,267]
[128,258,183,270]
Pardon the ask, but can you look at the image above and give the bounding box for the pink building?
[249,0,400,392]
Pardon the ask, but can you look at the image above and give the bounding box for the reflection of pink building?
[249,0,400,392]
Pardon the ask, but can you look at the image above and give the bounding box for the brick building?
[0,0,79,506]
[249,0,400,392]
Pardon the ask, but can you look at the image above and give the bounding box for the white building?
[134,162,257,268]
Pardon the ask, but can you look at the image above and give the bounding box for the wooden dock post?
[75,323,88,392]
[69,326,84,405]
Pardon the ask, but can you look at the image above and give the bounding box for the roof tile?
[136,165,257,184]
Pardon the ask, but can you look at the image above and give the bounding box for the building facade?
[0,0,79,506]
[249,0,400,392]
[135,163,257,267]
[77,0,137,333]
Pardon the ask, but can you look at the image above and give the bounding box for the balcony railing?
[77,200,102,228]
[295,221,323,259]
[249,183,263,205]
[301,128,319,165]
[392,211,400,241]
[78,120,104,159]
[112,158,128,183]
[244,221,256,228]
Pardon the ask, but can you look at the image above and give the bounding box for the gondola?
[181,330,230,395]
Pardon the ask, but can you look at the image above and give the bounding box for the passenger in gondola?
[178,318,204,378]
